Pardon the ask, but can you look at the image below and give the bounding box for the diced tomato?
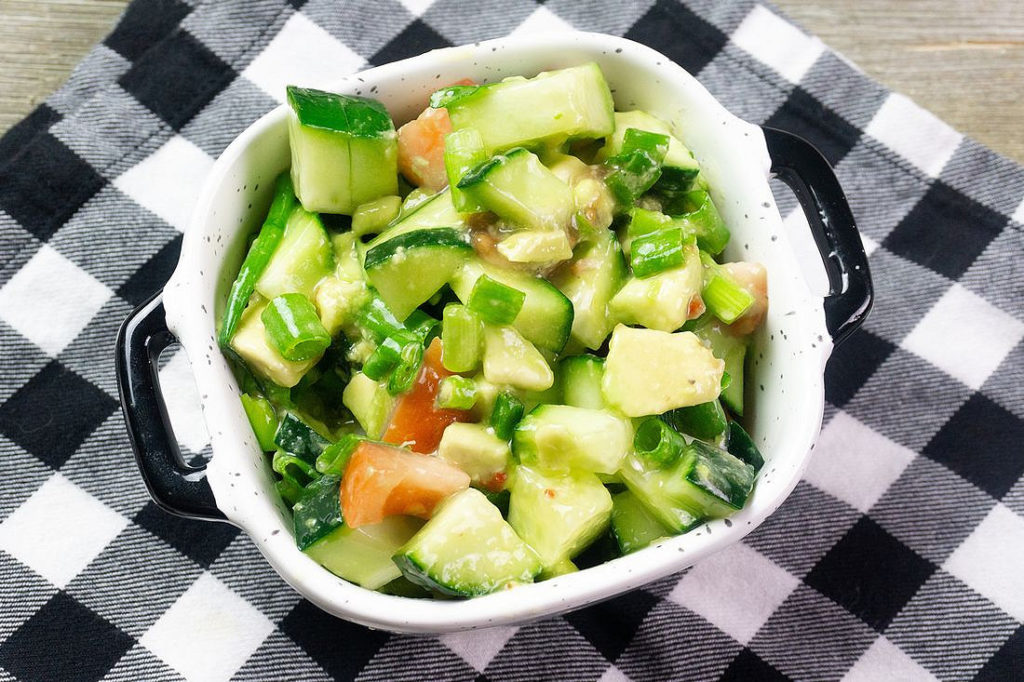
[723,262,768,335]
[397,79,476,192]
[340,441,470,528]
[382,339,472,453]
[687,294,706,321]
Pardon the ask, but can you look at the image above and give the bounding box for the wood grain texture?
[0,0,1021,162]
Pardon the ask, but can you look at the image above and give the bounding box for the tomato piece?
[397,79,476,192]
[722,262,768,336]
[341,441,470,528]
[382,339,471,453]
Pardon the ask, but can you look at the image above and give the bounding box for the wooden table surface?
[1,0,1022,163]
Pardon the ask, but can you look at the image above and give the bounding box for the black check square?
[824,327,896,407]
[565,589,659,663]
[0,592,133,682]
[134,500,239,567]
[974,625,1024,682]
[923,393,1024,499]
[719,648,789,682]
[0,132,104,242]
[805,517,935,631]
[882,180,1007,280]
[280,599,389,680]
[0,361,118,470]
[119,29,236,130]
[0,104,61,165]
[117,234,182,307]
[105,0,193,61]
[765,87,861,165]
[625,0,728,77]
[369,19,453,67]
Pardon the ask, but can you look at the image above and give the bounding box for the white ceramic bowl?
[117,31,871,633]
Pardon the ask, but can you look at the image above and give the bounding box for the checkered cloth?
[0,0,1021,679]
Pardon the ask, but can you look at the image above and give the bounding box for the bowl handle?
[762,127,873,345]
[115,291,226,522]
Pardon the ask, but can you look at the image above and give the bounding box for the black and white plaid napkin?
[1,1,1022,680]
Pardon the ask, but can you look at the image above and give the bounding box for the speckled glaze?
[162,32,832,633]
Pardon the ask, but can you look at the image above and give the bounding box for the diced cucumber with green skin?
[445,63,615,153]
[596,110,700,189]
[292,474,343,550]
[352,195,402,238]
[437,422,510,489]
[602,325,724,418]
[727,421,764,472]
[306,516,424,590]
[367,188,463,249]
[240,393,278,451]
[231,300,317,388]
[444,128,486,212]
[513,404,631,475]
[275,412,331,463]
[611,490,671,554]
[287,86,398,214]
[618,454,701,533]
[363,228,473,321]
[342,372,394,438]
[540,558,579,579]
[255,205,333,301]
[609,243,702,333]
[394,488,542,597]
[560,355,605,410]
[508,466,612,570]
[482,324,554,392]
[692,319,747,415]
[451,260,573,353]
[458,147,574,234]
[552,227,628,349]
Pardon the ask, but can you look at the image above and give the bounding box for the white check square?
[843,635,937,682]
[158,349,211,454]
[114,135,214,233]
[670,543,798,644]
[804,411,916,513]
[944,504,1024,622]
[865,93,962,177]
[0,473,127,588]
[731,5,825,84]
[1012,194,1024,225]
[440,625,519,672]
[902,283,1024,390]
[0,245,111,357]
[141,571,274,682]
[243,12,365,103]
[511,6,575,36]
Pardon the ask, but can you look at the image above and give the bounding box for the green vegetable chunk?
[292,475,343,550]
[630,226,688,278]
[274,412,331,463]
[261,293,331,362]
[633,417,688,468]
[490,391,525,441]
[240,393,278,451]
[441,304,483,373]
[663,399,728,441]
[611,490,671,554]
[468,275,526,325]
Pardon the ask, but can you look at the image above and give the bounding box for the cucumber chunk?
[287,86,398,214]
[513,404,631,475]
[602,325,724,417]
[231,300,317,388]
[692,319,748,415]
[508,466,612,570]
[560,354,606,410]
[451,260,573,353]
[275,412,331,463]
[458,147,574,234]
[551,227,628,349]
[597,110,701,193]
[394,488,542,596]
[611,489,671,554]
[609,243,702,333]
[366,188,463,249]
[342,372,394,439]
[444,128,487,212]
[292,475,343,550]
[305,516,424,590]
[445,63,615,153]
[255,205,333,301]
[482,324,554,392]
[364,228,473,320]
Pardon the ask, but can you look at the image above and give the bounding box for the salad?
[220,63,769,598]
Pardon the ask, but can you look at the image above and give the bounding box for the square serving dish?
[116,31,871,633]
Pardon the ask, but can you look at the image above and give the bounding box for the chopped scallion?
[261,293,331,362]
